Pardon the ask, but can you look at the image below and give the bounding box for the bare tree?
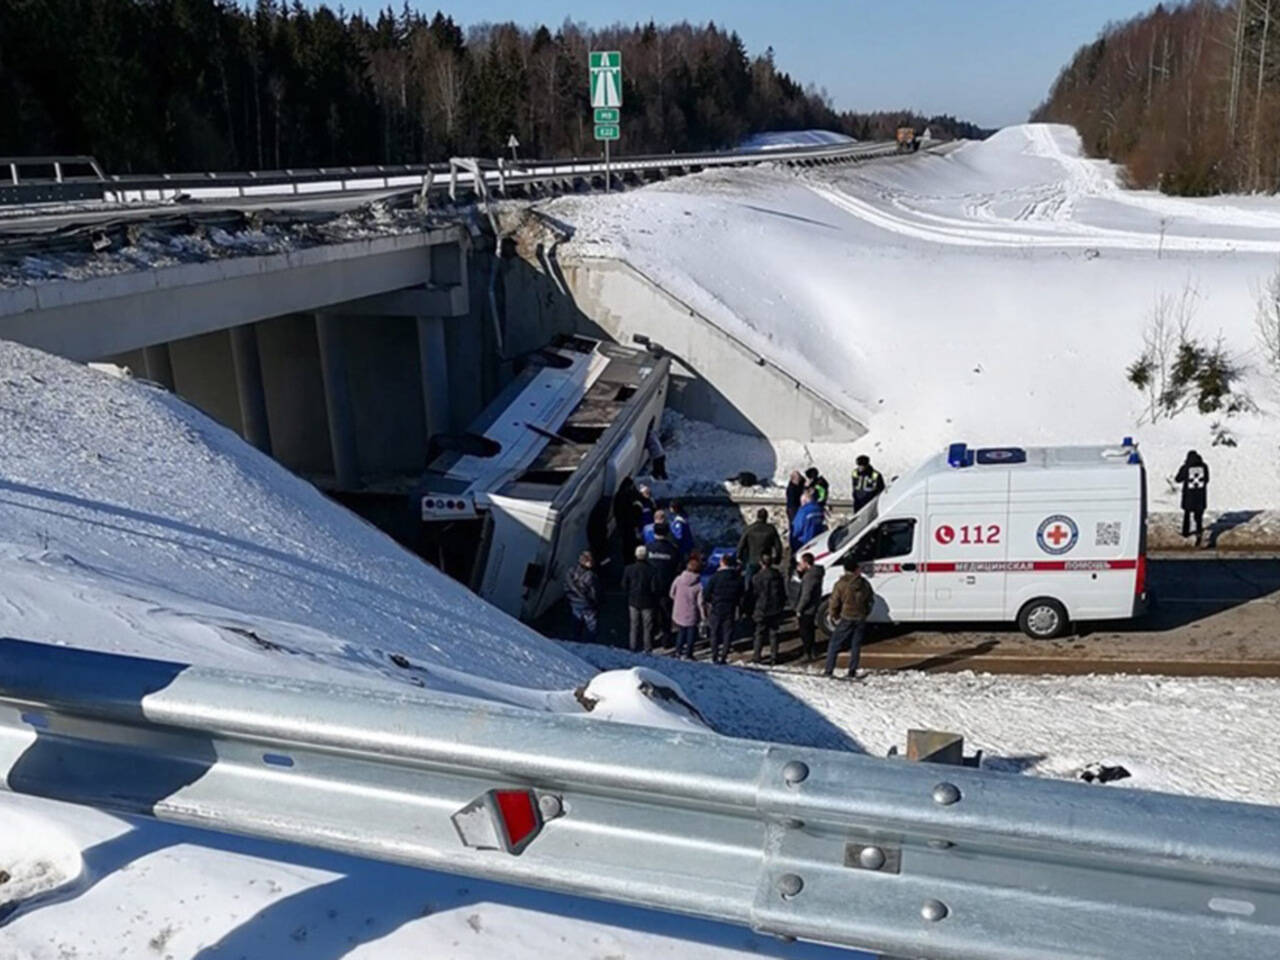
[1256,262,1280,392]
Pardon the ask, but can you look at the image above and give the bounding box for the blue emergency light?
[947,442,973,468]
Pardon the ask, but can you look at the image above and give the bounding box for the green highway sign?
[590,51,622,108]
[594,124,620,141]
[594,107,619,124]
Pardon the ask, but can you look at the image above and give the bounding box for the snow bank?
[739,129,855,151]
[548,122,1280,510]
[0,340,591,704]
[571,645,1280,807]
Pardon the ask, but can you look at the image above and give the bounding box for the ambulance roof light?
[947,442,973,468]
[1122,436,1134,447]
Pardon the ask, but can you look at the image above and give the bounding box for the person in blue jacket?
[668,500,696,558]
[790,490,827,553]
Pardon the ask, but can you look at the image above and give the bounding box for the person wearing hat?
[851,455,886,513]
[824,555,873,679]
[804,467,830,506]
[563,550,600,643]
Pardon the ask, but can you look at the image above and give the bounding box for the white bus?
[417,336,669,622]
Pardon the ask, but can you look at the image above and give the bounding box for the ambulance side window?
[876,519,916,559]
[852,519,916,561]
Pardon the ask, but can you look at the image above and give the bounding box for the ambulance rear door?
[923,467,1010,620]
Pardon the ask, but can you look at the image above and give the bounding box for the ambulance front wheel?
[815,597,835,640]
[1018,598,1068,640]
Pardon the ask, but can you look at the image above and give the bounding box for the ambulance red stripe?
[859,559,1138,574]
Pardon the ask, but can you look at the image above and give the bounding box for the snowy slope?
[0,341,590,705]
[549,123,1280,510]
[739,129,856,150]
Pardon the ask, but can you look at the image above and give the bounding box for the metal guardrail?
[7,637,1270,957]
[0,141,904,207]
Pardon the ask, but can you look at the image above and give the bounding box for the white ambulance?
[798,441,1148,640]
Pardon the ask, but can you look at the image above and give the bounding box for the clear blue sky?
[331,1,1159,128]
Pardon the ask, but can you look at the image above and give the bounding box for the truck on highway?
[795,441,1148,639]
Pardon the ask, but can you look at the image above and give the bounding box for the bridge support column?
[315,313,360,489]
[229,323,272,455]
[416,315,452,439]
[142,343,174,390]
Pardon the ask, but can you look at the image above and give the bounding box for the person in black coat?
[1175,450,1210,546]
[785,470,805,527]
[794,552,825,661]
[612,477,643,564]
[704,553,745,664]
[750,553,787,665]
[620,546,663,653]
[645,524,681,645]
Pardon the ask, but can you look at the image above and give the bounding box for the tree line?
[0,1,987,175]
[1034,0,1280,195]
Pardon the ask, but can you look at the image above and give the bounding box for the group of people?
[564,455,890,678]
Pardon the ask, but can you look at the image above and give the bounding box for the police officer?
[851,455,886,513]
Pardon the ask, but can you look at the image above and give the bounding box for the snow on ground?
[739,129,856,150]
[570,644,1280,807]
[0,340,592,706]
[548,123,1280,510]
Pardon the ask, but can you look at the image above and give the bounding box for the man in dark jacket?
[794,552,825,661]
[750,553,787,665]
[612,478,643,566]
[824,556,874,679]
[737,508,783,584]
[563,550,600,643]
[805,467,830,506]
[620,546,662,653]
[645,523,681,645]
[1175,450,1209,547]
[704,553,745,664]
[851,455,886,513]
[785,470,806,527]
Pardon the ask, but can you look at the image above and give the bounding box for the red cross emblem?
[1045,524,1070,546]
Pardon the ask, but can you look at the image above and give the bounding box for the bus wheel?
[1018,598,1068,640]
[815,596,835,640]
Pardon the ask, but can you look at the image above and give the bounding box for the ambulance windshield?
[827,498,879,553]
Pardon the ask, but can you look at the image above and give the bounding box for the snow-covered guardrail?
[3,637,1272,958]
[0,141,900,206]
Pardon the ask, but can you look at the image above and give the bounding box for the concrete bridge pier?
[229,323,272,455]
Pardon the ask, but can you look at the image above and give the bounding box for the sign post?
[590,51,622,191]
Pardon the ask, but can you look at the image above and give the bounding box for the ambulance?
[797,441,1148,640]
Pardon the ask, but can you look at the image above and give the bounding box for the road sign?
[593,108,619,124]
[589,51,622,108]
[594,124,620,141]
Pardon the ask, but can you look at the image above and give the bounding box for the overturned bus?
[416,335,669,621]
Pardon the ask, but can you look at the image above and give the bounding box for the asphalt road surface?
[551,552,1280,677]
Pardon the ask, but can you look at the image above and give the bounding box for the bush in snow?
[1128,285,1251,424]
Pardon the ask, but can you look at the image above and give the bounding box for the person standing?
[824,556,873,679]
[790,490,827,553]
[1175,450,1210,547]
[704,553,745,664]
[785,470,806,527]
[621,546,661,653]
[612,478,643,567]
[646,523,681,645]
[794,552,825,662]
[670,557,705,659]
[851,455,886,513]
[668,500,696,558]
[637,483,657,527]
[645,426,668,480]
[642,508,667,546]
[805,467,830,507]
[750,553,787,665]
[737,508,783,585]
[563,550,600,643]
